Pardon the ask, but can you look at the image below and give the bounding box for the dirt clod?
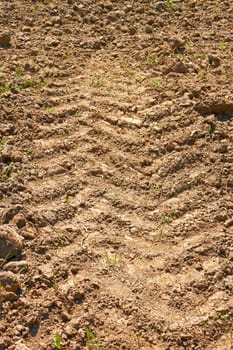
[0,271,20,292]
[1,205,21,224]
[0,31,11,48]
[208,54,221,67]
[14,343,30,350]
[0,226,23,260]
[165,61,188,74]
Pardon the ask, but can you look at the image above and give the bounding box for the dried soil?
[0,1,233,349]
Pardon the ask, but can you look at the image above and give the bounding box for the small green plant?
[1,161,14,181]
[165,0,175,11]
[64,51,74,60]
[45,105,55,113]
[219,43,228,50]
[50,276,58,289]
[0,138,7,151]
[104,250,123,267]
[0,83,10,96]
[72,279,77,288]
[186,39,193,48]
[15,66,23,77]
[148,183,162,195]
[161,215,173,224]
[106,83,115,92]
[226,70,233,80]
[91,76,103,88]
[151,78,161,89]
[86,329,100,350]
[64,193,70,203]
[21,264,29,273]
[54,333,62,350]
[0,252,11,268]
[159,229,164,237]
[125,81,132,89]
[56,232,65,249]
[21,300,30,314]
[134,73,144,83]
[146,55,155,65]
[0,98,7,105]
[16,78,42,90]
[75,111,81,117]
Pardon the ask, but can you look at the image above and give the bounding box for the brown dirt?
[0,1,233,349]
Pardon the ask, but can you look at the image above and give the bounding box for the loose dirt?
[0,1,233,349]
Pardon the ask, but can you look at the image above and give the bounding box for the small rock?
[45,36,59,47]
[24,60,36,73]
[169,36,185,49]
[145,25,153,34]
[120,116,143,127]
[0,32,11,48]
[51,16,62,25]
[203,114,216,125]
[0,271,20,292]
[0,225,23,260]
[24,18,33,26]
[61,311,71,322]
[155,1,166,11]
[169,323,180,331]
[22,26,31,33]
[70,317,82,330]
[208,54,221,67]
[204,174,221,188]
[65,325,76,337]
[13,214,26,229]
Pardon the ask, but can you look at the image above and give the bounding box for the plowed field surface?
[0,1,233,349]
